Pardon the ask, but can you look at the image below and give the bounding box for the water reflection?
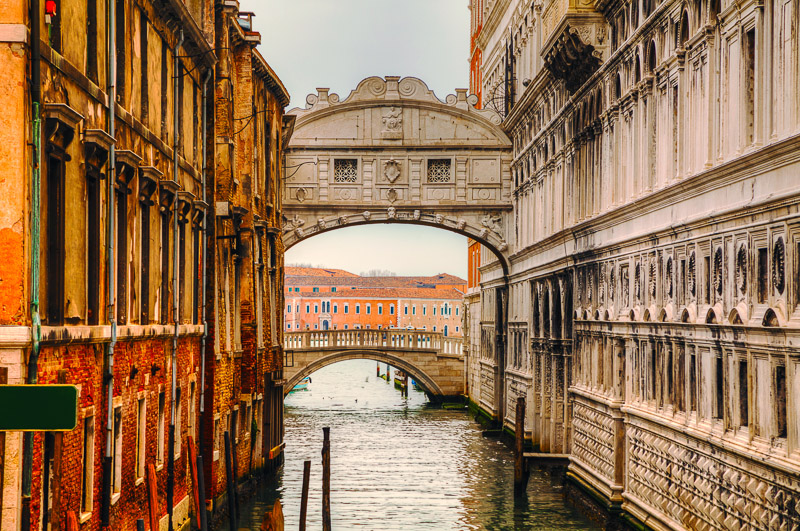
[225,359,597,530]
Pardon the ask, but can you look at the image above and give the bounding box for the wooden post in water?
[322,427,332,531]
[299,460,311,531]
[514,396,529,497]
[404,374,409,397]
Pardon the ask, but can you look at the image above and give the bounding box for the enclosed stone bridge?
[282,76,513,267]
[283,330,465,400]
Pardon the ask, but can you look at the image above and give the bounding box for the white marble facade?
[470,0,800,528]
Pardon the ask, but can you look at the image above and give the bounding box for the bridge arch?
[284,349,446,398]
[281,76,514,271]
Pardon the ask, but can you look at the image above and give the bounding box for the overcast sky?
[242,0,471,278]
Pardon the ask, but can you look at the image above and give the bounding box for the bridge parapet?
[284,330,463,356]
[282,330,465,399]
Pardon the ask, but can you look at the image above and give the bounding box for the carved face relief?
[384,159,401,183]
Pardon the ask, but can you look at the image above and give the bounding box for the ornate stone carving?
[338,215,348,225]
[381,107,403,139]
[435,213,444,224]
[688,252,696,297]
[282,214,305,233]
[412,210,421,220]
[736,244,747,295]
[481,213,503,233]
[383,159,401,183]
[773,237,785,294]
[666,257,673,299]
[387,188,398,203]
[317,218,326,229]
[497,241,508,252]
[713,247,723,296]
[634,262,641,301]
[456,219,467,231]
[609,265,615,301]
[296,187,307,202]
[621,266,629,306]
[387,207,396,219]
[649,261,657,298]
[362,211,371,220]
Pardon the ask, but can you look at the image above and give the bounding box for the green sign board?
[0,385,79,431]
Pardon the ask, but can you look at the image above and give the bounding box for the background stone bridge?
[283,330,465,400]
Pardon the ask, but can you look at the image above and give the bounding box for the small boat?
[290,376,312,393]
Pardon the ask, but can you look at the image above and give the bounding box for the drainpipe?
[20,0,42,525]
[101,0,118,522]
[196,66,212,531]
[167,29,184,531]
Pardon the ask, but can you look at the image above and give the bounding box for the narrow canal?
[225,359,599,530]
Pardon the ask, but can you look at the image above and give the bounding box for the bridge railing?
[284,329,463,356]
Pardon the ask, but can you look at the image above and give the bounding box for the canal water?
[225,359,598,530]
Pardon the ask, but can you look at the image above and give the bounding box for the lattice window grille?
[427,159,452,183]
[333,159,358,183]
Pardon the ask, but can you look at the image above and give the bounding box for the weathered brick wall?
[29,333,201,530]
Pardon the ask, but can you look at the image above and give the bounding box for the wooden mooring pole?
[299,460,311,531]
[514,396,529,497]
[322,427,332,531]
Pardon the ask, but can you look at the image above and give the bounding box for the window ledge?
[111,492,121,505]
[156,462,164,472]
[135,476,145,487]
[213,450,220,461]
[79,512,92,524]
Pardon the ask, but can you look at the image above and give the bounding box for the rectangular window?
[404,305,408,315]
[739,360,749,426]
[758,247,768,303]
[87,168,101,325]
[344,304,349,314]
[160,39,169,138]
[139,11,148,123]
[306,304,310,313]
[287,304,291,313]
[456,307,459,316]
[314,304,319,313]
[136,398,146,479]
[115,0,125,101]
[714,355,724,419]
[231,409,238,444]
[139,190,151,324]
[433,306,437,316]
[355,304,360,314]
[412,306,416,315]
[112,405,122,495]
[192,222,201,324]
[81,415,95,515]
[333,304,338,314]
[689,353,697,413]
[157,392,165,465]
[775,365,787,437]
[744,28,756,145]
[423,305,427,316]
[333,159,358,182]
[44,155,66,326]
[175,387,182,457]
[160,209,171,324]
[703,255,711,304]
[116,183,129,324]
[366,304,371,315]
[313,287,319,292]
[332,287,337,292]
[86,0,98,83]
[427,159,452,182]
[213,418,220,459]
[378,305,383,315]
[390,305,395,315]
